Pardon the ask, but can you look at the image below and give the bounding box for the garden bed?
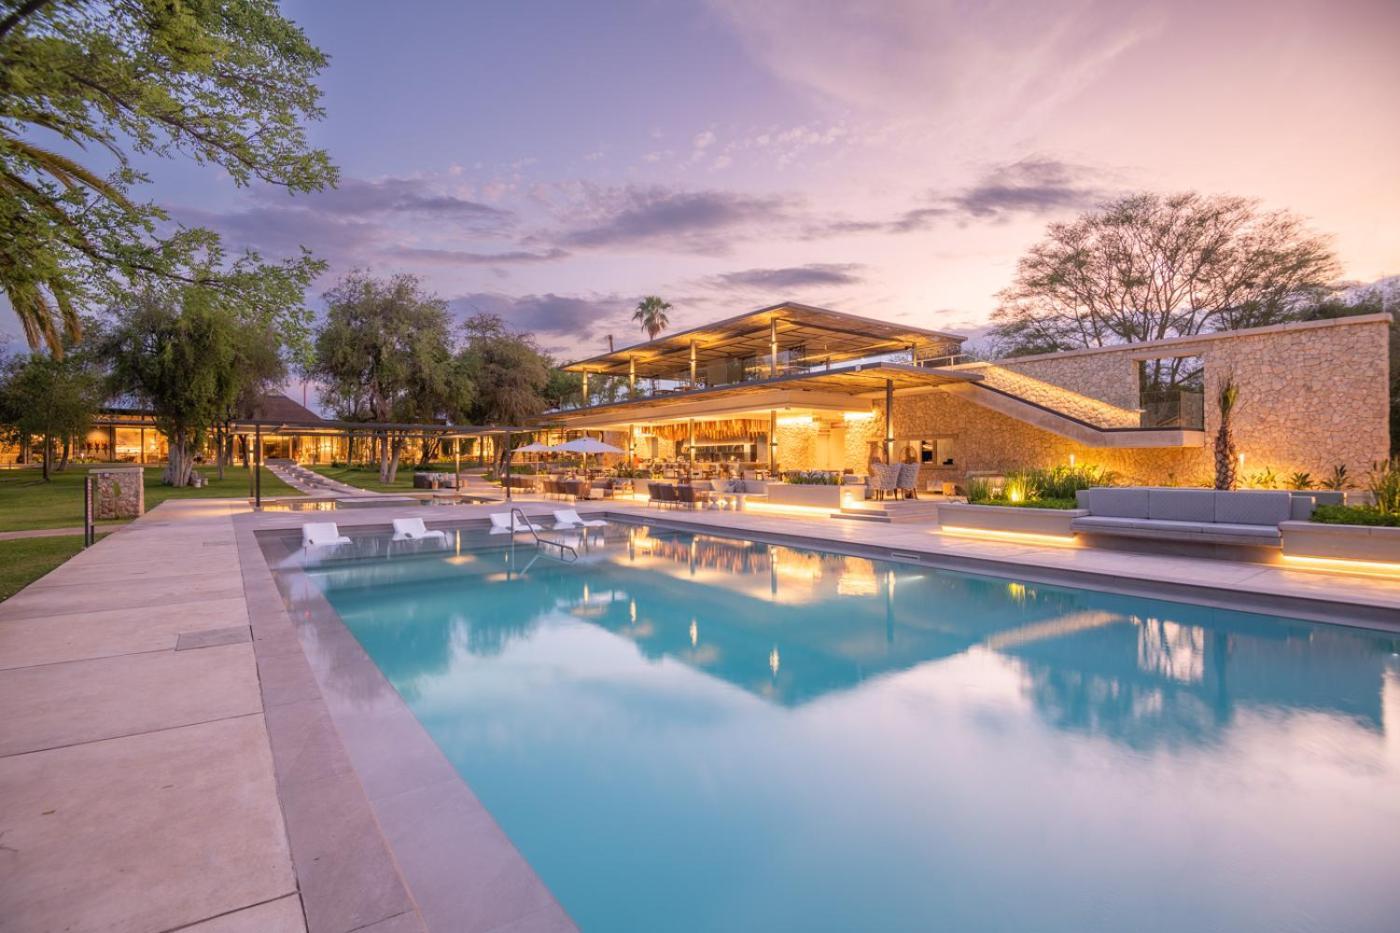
[764,481,845,509]
[937,501,1087,537]
[1280,520,1400,564]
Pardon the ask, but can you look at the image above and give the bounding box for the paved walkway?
[0,500,305,933]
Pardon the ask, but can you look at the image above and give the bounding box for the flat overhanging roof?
[228,418,530,438]
[545,362,982,426]
[564,302,966,378]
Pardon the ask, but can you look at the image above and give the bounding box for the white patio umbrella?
[513,441,558,453]
[556,436,625,472]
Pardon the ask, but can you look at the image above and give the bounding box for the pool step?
[832,500,944,524]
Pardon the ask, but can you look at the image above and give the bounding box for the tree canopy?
[0,0,336,354]
[0,346,104,479]
[990,192,1340,356]
[310,271,471,482]
[460,312,551,426]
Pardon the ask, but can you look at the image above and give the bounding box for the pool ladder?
[511,508,578,563]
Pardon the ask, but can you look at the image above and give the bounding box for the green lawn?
[0,464,298,532]
[0,535,86,601]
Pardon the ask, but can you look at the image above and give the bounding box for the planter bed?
[937,502,1086,537]
[764,482,844,509]
[1280,520,1400,564]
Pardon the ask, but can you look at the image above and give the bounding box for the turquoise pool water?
[305,525,1400,932]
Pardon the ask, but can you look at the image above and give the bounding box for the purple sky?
[4,0,1399,363]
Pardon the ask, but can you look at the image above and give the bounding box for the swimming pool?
[298,522,1400,932]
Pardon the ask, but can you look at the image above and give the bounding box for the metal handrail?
[510,507,578,562]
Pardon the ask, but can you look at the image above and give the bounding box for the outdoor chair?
[676,485,700,509]
[655,483,678,509]
[302,522,351,549]
[896,462,920,499]
[553,509,607,529]
[391,517,449,544]
[489,512,536,534]
[869,464,898,501]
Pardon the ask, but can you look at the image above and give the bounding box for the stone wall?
[93,467,145,520]
[914,315,1393,486]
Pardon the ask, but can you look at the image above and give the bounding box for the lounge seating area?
[1071,487,1294,548]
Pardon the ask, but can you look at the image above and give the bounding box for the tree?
[460,313,550,425]
[1213,374,1240,490]
[632,295,672,340]
[0,348,103,479]
[990,193,1340,356]
[0,0,336,355]
[310,272,470,483]
[544,366,582,410]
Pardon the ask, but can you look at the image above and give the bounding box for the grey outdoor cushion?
[1213,491,1291,526]
[1083,487,1150,518]
[1148,488,1216,522]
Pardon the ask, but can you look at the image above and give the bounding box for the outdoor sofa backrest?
[1076,487,1292,526]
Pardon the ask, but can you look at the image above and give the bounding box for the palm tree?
[0,139,135,357]
[1213,374,1239,490]
[632,296,672,341]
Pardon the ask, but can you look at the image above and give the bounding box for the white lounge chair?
[489,512,536,535]
[302,522,351,548]
[391,517,449,544]
[553,508,607,529]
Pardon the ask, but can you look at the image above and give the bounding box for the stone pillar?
[93,467,144,520]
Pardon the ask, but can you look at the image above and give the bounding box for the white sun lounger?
[489,512,536,534]
[553,509,607,529]
[302,522,351,548]
[391,517,449,543]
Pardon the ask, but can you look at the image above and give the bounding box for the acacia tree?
[0,0,336,355]
[990,193,1340,358]
[460,313,551,473]
[0,348,104,479]
[311,272,470,483]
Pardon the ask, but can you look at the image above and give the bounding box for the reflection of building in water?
[997,585,1398,749]
[301,527,1400,749]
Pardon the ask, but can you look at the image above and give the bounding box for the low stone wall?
[764,482,844,510]
[1280,521,1400,563]
[93,467,145,520]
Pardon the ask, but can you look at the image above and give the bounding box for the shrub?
[967,477,994,503]
[1002,470,1039,503]
[1321,464,1350,490]
[1243,466,1277,489]
[1311,504,1400,527]
[1369,457,1400,516]
[784,470,840,485]
[1286,471,1314,490]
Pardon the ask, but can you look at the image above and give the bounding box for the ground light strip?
[936,525,1081,548]
[1281,554,1400,579]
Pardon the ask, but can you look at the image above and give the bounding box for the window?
[904,437,956,467]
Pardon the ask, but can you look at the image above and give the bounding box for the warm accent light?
[1068,453,1076,467]
[1281,554,1400,578]
[937,526,1080,548]
[769,646,781,676]
[776,414,813,426]
[843,410,875,422]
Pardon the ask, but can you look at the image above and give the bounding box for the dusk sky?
[5,0,1399,361]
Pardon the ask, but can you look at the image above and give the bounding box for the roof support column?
[884,379,894,465]
[770,318,779,378]
[768,409,778,475]
[689,341,698,388]
[628,357,636,399]
[581,370,589,406]
[688,418,695,476]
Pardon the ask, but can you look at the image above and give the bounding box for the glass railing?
[1139,389,1205,430]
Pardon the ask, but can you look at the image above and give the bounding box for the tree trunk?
[215,424,227,481]
[1214,409,1237,490]
[386,434,404,484]
[40,432,52,481]
[377,430,391,483]
[417,437,439,468]
[58,435,71,472]
[163,429,195,486]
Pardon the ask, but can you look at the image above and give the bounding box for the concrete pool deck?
[2,494,1397,932]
